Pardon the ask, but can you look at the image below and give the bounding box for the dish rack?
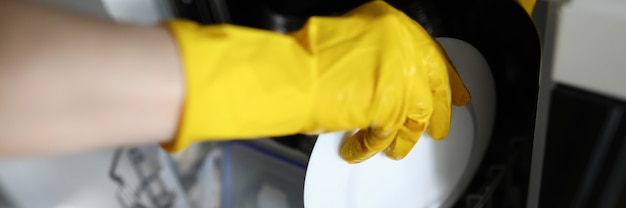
[107,135,313,208]
[105,132,531,208]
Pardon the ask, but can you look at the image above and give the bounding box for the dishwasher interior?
[0,0,543,207]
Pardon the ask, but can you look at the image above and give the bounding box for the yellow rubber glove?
[517,0,536,16]
[162,1,470,163]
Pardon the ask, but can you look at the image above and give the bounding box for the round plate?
[304,38,496,208]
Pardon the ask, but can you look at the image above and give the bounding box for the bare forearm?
[0,1,184,156]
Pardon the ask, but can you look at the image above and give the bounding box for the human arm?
[0,0,471,164]
[0,0,184,156]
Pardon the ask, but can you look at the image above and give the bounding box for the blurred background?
[0,0,625,207]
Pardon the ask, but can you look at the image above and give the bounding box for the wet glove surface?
[163,0,470,163]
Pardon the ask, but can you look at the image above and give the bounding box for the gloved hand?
[516,0,536,16]
[162,0,470,163]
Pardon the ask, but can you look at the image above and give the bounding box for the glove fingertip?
[339,130,375,164]
[428,127,449,140]
[384,127,423,160]
[452,91,471,106]
[384,143,409,161]
[446,59,472,106]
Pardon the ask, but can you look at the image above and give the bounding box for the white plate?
[304,38,496,208]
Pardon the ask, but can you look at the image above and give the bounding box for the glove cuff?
[162,20,316,152]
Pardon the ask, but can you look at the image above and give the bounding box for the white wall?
[551,1,626,101]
